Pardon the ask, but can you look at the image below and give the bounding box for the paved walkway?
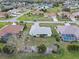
[52,16,58,21]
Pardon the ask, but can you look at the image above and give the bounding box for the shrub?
[3,45,16,55]
[67,45,79,52]
[53,2,59,7]
[54,34,60,42]
[62,8,70,12]
[37,44,47,54]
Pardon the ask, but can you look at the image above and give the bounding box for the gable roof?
[29,22,52,36]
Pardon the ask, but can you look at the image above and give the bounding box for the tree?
[40,8,47,13]
[53,2,59,7]
[23,23,27,30]
[1,5,5,11]
[53,34,60,42]
[19,21,24,25]
[62,8,70,12]
[3,45,16,55]
[37,44,47,54]
[5,14,9,18]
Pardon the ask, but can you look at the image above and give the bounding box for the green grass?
[0,23,79,59]
[47,5,62,13]
[0,22,11,28]
[57,17,71,21]
[0,45,79,59]
[18,5,62,21]
[0,16,14,20]
[22,23,57,46]
[17,14,52,21]
[0,43,5,49]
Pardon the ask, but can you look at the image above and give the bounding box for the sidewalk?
[52,16,58,21]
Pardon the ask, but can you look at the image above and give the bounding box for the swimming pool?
[62,34,77,41]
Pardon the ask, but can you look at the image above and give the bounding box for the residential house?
[57,12,71,19]
[47,13,58,21]
[0,12,8,18]
[63,0,79,9]
[72,12,79,18]
[8,9,21,17]
[29,22,52,37]
[0,23,24,37]
[57,23,79,41]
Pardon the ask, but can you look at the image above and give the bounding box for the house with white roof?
[29,22,52,37]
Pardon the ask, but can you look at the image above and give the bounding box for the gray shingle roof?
[57,24,79,39]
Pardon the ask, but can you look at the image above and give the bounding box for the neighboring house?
[57,12,76,21]
[0,12,8,18]
[57,12,71,18]
[0,23,24,37]
[57,23,79,41]
[8,9,21,17]
[47,13,58,21]
[48,13,56,17]
[72,12,79,18]
[29,22,52,37]
[63,0,79,9]
[70,12,79,21]
[35,3,53,10]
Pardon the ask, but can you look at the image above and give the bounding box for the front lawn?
[0,22,11,28]
[17,14,52,21]
[57,17,71,21]
[47,4,62,13]
[0,16,14,20]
